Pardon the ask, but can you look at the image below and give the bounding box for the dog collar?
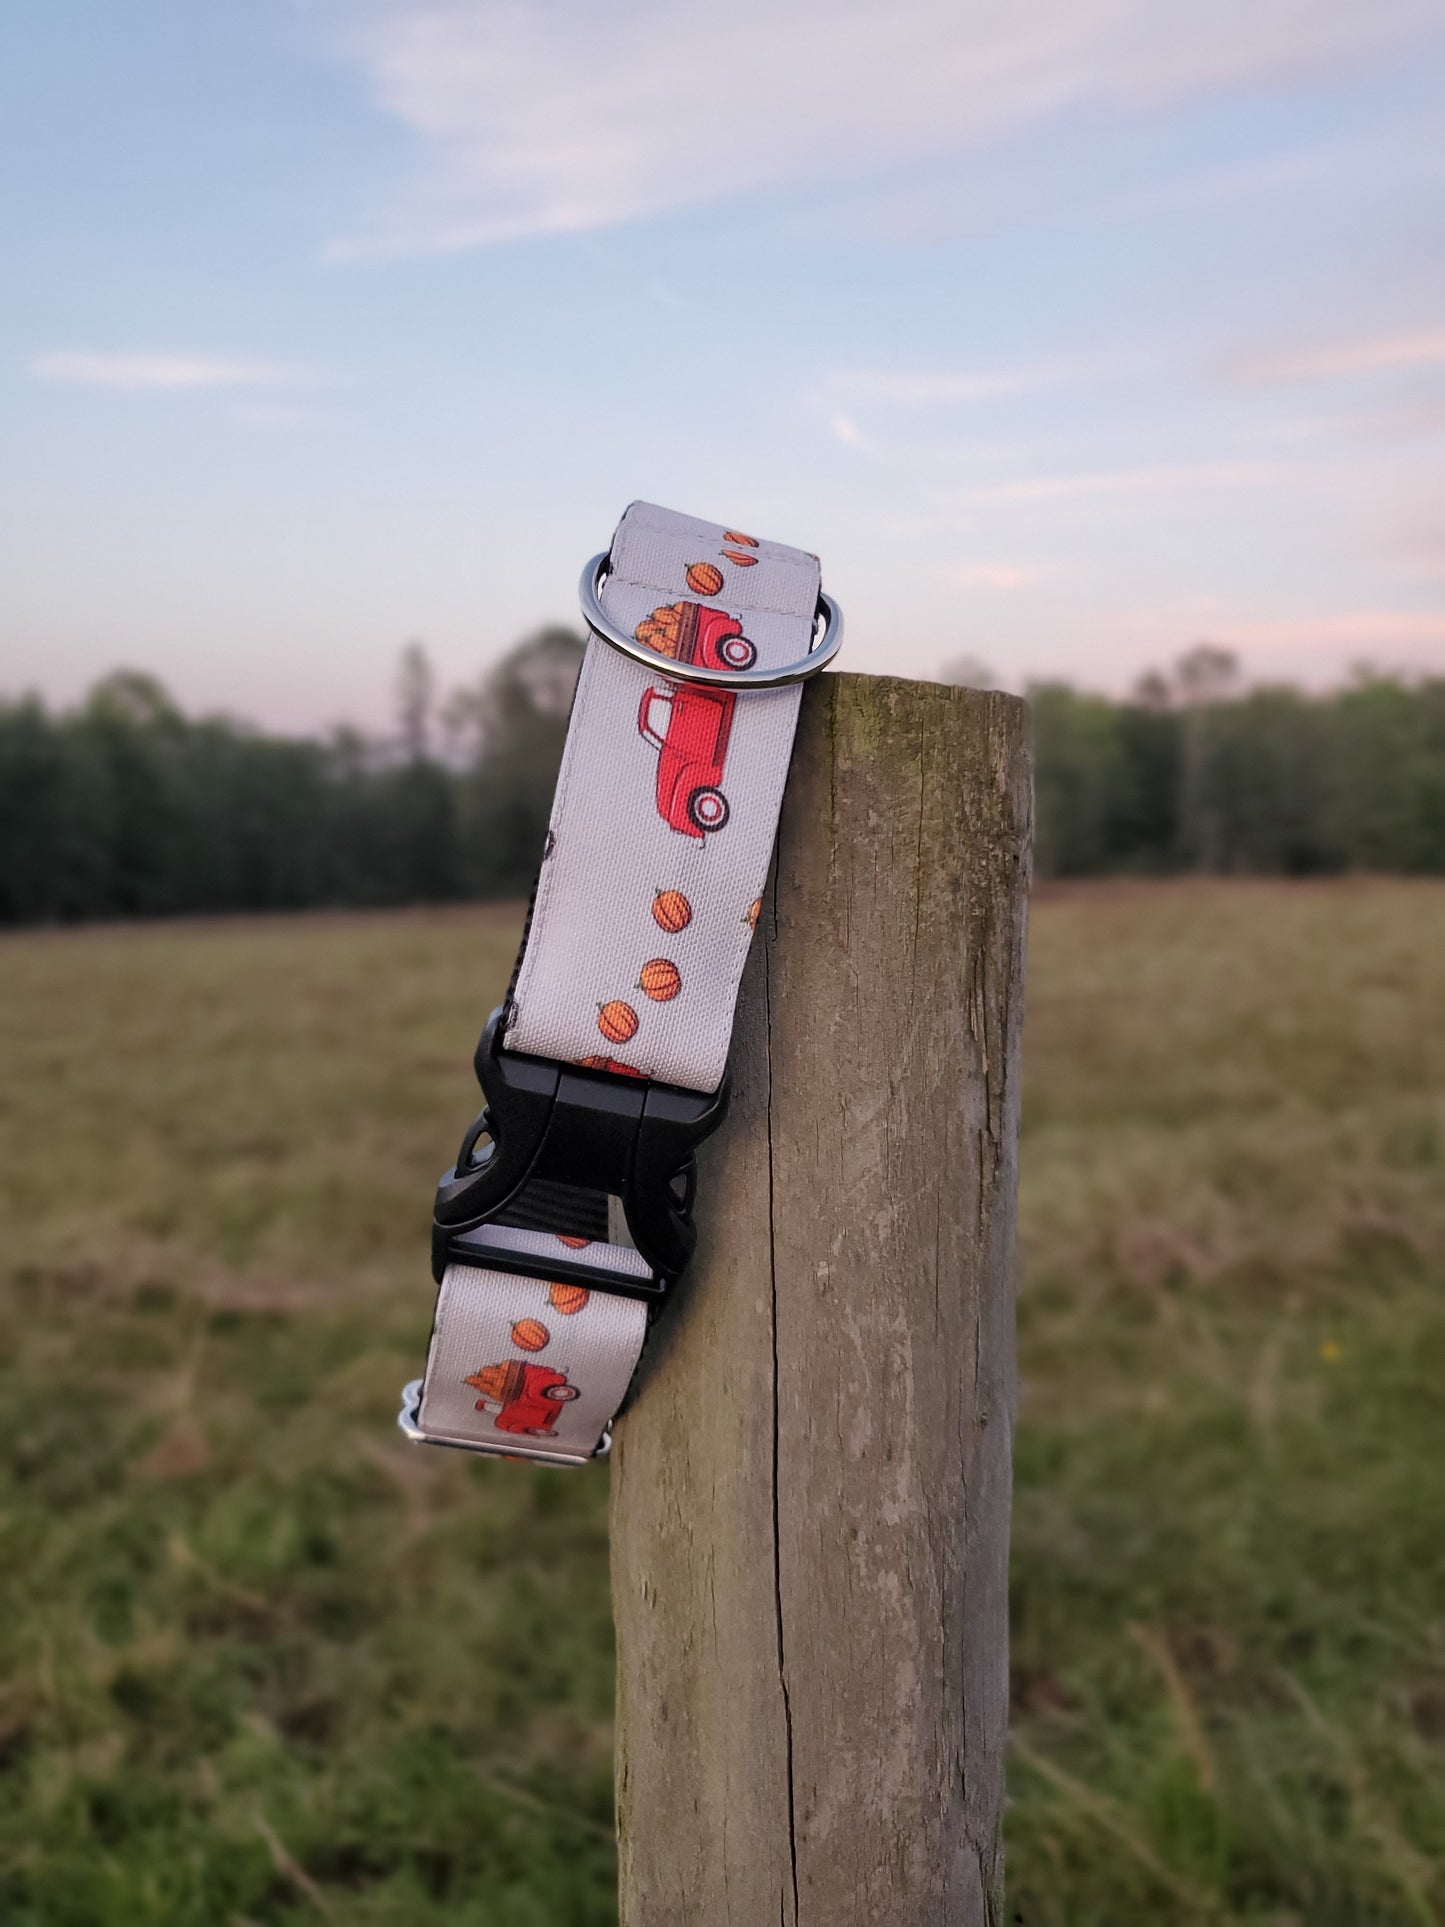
[400,501,839,1464]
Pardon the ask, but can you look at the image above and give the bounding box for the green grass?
[1012,881,1445,1926]
[1,884,1441,1923]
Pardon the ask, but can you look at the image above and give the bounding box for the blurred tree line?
[2,636,1442,924]
[0,629,583,923]
[1022,645,1445,877]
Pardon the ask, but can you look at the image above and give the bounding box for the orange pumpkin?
[722,549,759,567]
[597,1000,639,1044]
[635,605,683,658]
[724,529,759,547]
[685,562,724,597]
[511,1318,550,1352]
[556,1234,591,1249]
[653,887,693,933]
[549,1283,590,1316]
[639,958,682,1003]
[745,897,762,931]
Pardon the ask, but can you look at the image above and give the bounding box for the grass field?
[1,882,1442,1925]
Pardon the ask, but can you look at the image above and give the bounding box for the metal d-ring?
[578,552,843,691]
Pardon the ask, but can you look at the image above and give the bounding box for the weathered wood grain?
[611,671,1032,1926]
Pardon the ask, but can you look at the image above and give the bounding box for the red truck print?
[465,1360,581,1437]
[634,602,755,837]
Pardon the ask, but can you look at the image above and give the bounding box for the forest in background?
[2,632,1443,924]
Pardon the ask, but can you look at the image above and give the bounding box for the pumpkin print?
[639,958,682,1003]
[653,888,693,933]
[557,1234,591,1249]
[580,1053,648,1077]
[550,1283,590,1316]
[635,605,683,658]
[722,549,759,567]
[745,897,762,931]
[511,1318,550,1352]
[685,561,724,597]
[597,1000,639,1044]
[724,530,759,547]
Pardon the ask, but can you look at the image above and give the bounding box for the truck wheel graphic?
[719,633,757,670]
[687,787,730,832]
[542,1382,581,1403]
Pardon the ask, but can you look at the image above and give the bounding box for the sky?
[4,0,1445,734]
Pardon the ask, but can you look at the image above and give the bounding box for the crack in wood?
[765,941,802,1927]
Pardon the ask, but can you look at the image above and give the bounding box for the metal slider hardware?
[579,552,844,690]
[431,1008,729,1297]
[398,1379,612,1466]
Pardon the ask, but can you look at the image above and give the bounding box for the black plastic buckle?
[432,1008,729,1299]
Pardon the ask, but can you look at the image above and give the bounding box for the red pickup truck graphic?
[634,602,755,837]
[465,1360,581,1437]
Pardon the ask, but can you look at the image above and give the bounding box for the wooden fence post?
[610,671,1033,1926]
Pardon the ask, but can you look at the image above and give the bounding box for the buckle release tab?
[431,1008,729,1295]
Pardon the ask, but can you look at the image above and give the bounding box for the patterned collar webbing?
[403,502,821,1464]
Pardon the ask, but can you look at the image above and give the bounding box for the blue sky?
[4,0,1444,732]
